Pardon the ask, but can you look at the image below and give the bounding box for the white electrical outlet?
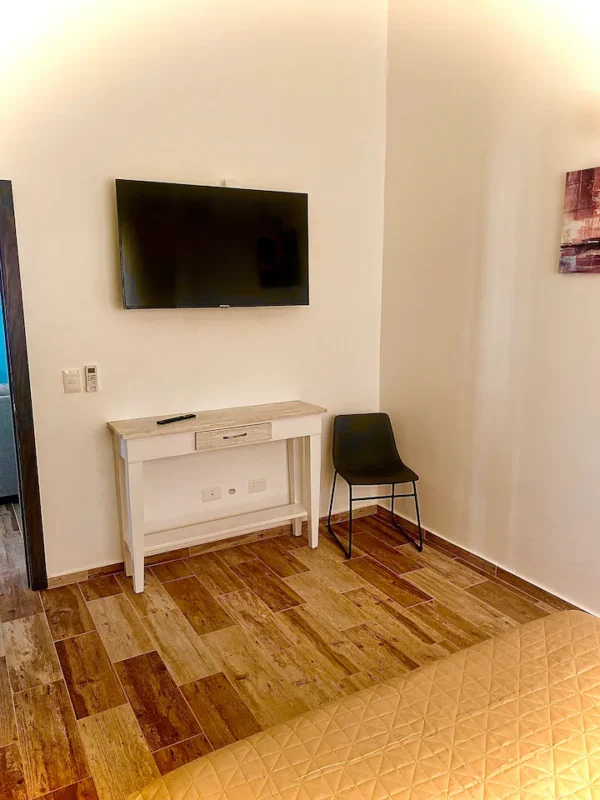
[62,368,81,394]
[249,478,267,494]
[202,486,222,502]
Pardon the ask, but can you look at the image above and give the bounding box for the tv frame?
[115,179,310,310]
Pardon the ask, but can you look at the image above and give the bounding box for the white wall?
[7,0,596,609]
[382,0,600,614]
[0,0,387,576]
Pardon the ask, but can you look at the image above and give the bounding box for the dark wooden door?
[0,181,47,589]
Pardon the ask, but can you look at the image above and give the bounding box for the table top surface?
[108,400,327,440]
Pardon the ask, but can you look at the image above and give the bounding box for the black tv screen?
[116,179,309,309]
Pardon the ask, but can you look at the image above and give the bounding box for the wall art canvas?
[560,167,600,273]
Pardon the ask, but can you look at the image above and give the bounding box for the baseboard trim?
[50,502,580,617]
[47,504,378,588]
[48,503,582,614]
[376,505,582,614]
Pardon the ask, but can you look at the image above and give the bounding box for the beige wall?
[0,0,387,576]
[4,0,597,607]
[382,0,600,614]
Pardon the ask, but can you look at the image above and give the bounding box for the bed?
[129,610,600,800]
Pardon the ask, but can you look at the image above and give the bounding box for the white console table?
[108,400,326,592]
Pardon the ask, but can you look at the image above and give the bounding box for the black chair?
[327,413,423,558]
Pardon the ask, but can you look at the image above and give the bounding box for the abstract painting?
[560,167,600,273]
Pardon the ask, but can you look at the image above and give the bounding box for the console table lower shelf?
[108,400,327,592]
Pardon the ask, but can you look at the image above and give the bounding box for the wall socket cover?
[249,478,267,494]
[202,486,222,502]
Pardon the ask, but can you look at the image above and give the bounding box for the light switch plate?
[62,368,81,394]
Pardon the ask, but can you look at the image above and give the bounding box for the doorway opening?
[0,180,47,597]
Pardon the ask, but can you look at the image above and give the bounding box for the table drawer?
[195,422,272,452]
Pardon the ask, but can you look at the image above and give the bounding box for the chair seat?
[338,461,418,486]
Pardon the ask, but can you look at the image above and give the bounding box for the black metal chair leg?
[413,481,423,552]
[327,471,337,529]
[390,481,423,552]
[347,485,353,559]
[328,474,422,559]
[327,471,351,559]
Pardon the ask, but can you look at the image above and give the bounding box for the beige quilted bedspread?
[130,610,600,800]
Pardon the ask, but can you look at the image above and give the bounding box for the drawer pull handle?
[223,432,248,440]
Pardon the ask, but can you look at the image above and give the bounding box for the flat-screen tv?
[116,179,309,309]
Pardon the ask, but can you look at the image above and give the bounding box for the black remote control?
[156,413,197,425]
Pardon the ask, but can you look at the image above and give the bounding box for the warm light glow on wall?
[0,0,83,60]
[0,0,170,74]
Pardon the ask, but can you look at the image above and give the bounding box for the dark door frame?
[0,181,47,590]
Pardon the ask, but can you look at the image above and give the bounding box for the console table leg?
[123,543,133,578]
[124,461,145,593]
[306,434,321,549]
[287,437,303,537]
[114,443,133,577]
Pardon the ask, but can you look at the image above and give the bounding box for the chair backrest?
[332,413,401,472]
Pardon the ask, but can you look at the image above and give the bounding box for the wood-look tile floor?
[0,506,577,800]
